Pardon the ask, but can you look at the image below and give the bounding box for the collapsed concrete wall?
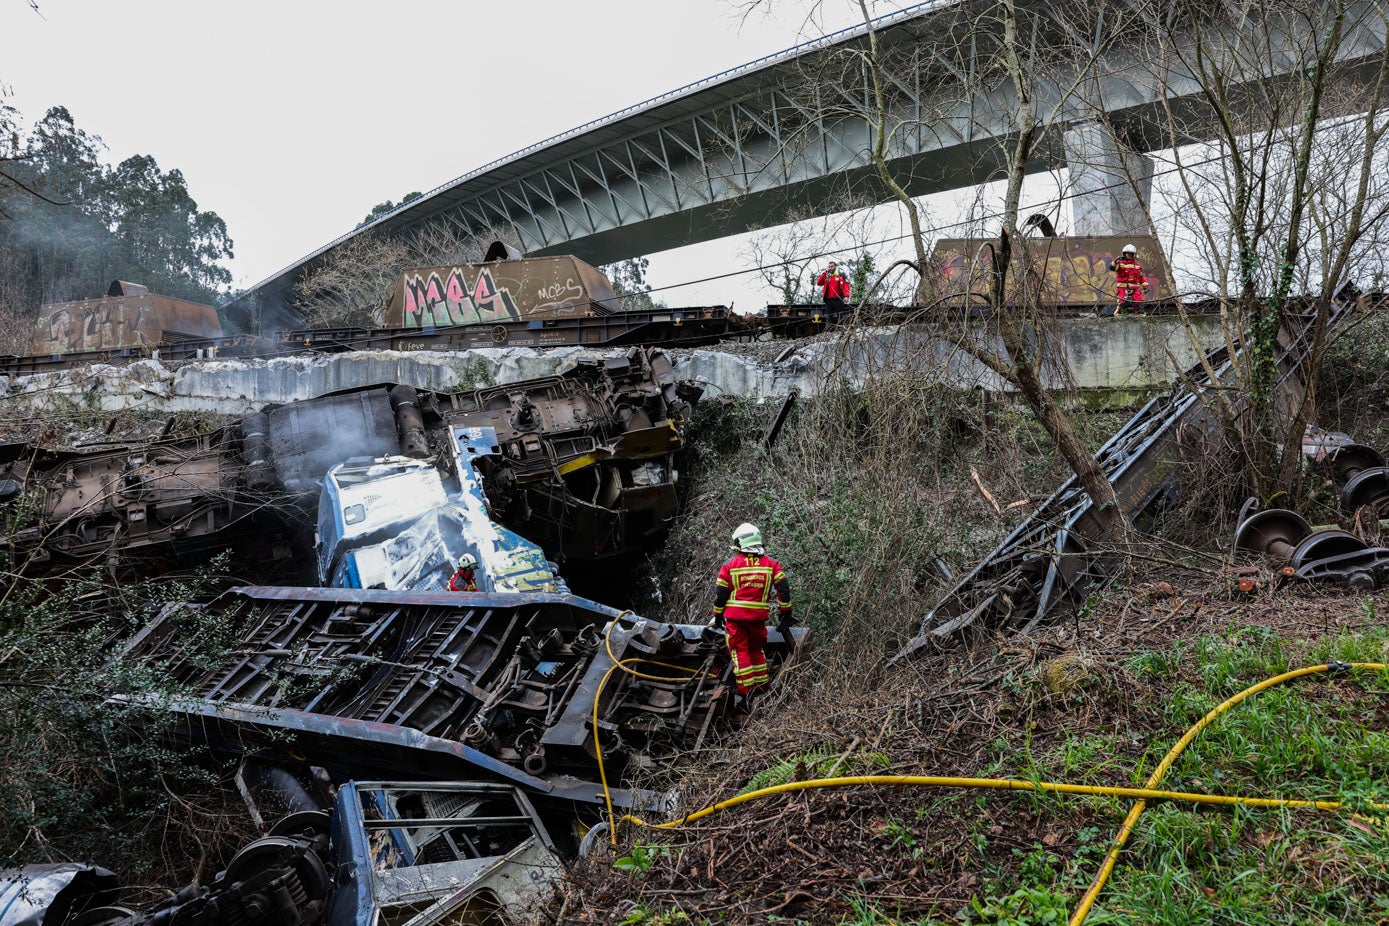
[0,316,1224,414]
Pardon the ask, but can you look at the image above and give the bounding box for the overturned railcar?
[0,347,699,575]
[116,586,811,804]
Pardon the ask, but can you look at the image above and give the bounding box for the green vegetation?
[357,190,423,228]
[0,535,247,882]
[585,376,1389,923]
[613,842,671,875]
[737,746,891,795]
[0,104,233,309]
[973,627,1389,926]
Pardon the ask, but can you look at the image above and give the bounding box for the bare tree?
[731,1,1132,534]
[941,0,1131,536]
[744,198,897,304]
[293,221,519,328]
[1127,0,1389,498]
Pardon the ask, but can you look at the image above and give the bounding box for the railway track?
[0,304,850,377]
[0,296,1240,378]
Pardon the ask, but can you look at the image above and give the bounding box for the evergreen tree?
[0,105,233,311]
[602,256,666,310]
[847,252,875,305]
[357,191,423,229]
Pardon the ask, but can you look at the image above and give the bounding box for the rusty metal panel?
[107,280,150,297]
[384,256,621,328]
[267,388,401,494]
[925,234,1175,306]
[28,292,223,354]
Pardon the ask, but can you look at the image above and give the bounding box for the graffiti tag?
[927,237,1170,306]
[402,267,523,329]
[33,302,161,354]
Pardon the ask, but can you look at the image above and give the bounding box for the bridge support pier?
[1064,122,1155,238]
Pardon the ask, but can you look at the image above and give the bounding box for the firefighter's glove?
[776,614,796,638]
[710,612,726,630]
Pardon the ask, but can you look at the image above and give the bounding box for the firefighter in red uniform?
[1112,243,1149,314]
[712,523,794,709]
[817,261,852,311]
[448,553,479,592]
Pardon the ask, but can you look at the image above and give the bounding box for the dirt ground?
[553,556,1389,925]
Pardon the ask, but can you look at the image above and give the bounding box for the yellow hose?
[1068,660,1385,926]
[618,775,1387,830]
[593,615,709,844]
[591,656,1386,919]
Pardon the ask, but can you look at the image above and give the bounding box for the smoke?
[265,388,402,495]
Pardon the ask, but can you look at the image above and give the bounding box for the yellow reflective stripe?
[556,451,609,476]
[715,578,730,588]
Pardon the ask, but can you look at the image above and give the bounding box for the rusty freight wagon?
[385,248,624,329]
[924,234,1177,311]
[28,281,223,355]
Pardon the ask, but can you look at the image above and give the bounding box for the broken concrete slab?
[0,316,1225,415]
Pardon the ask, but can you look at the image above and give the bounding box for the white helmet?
[731,522,764,554]
[1121,243,1137,256]
[457,553,478,571]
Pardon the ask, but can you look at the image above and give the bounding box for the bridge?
[227,0,1388,324]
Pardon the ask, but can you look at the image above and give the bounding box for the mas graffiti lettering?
[402,267,522,328]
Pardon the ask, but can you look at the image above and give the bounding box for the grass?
[607,620,1388,925]
[566,374,1389,924]
[1082,629,1389,925]
[936,621,1389,926]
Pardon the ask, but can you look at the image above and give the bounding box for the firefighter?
[817,261,852,311]
[711,523,794,709]
[1112,243,1149,314]
[448,553,479,592]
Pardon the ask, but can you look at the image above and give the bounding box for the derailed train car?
[0,348,700,574]
[115,586,804,796]
[5,592,806,925]
[0,344,815,924]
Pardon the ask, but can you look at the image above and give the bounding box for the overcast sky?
[4,0,930,309]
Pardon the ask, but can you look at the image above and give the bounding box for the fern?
[737,746,840,795]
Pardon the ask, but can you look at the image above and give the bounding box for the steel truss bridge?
[226,0,1388,324]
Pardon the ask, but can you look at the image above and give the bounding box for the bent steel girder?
[893,291,1362,659]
